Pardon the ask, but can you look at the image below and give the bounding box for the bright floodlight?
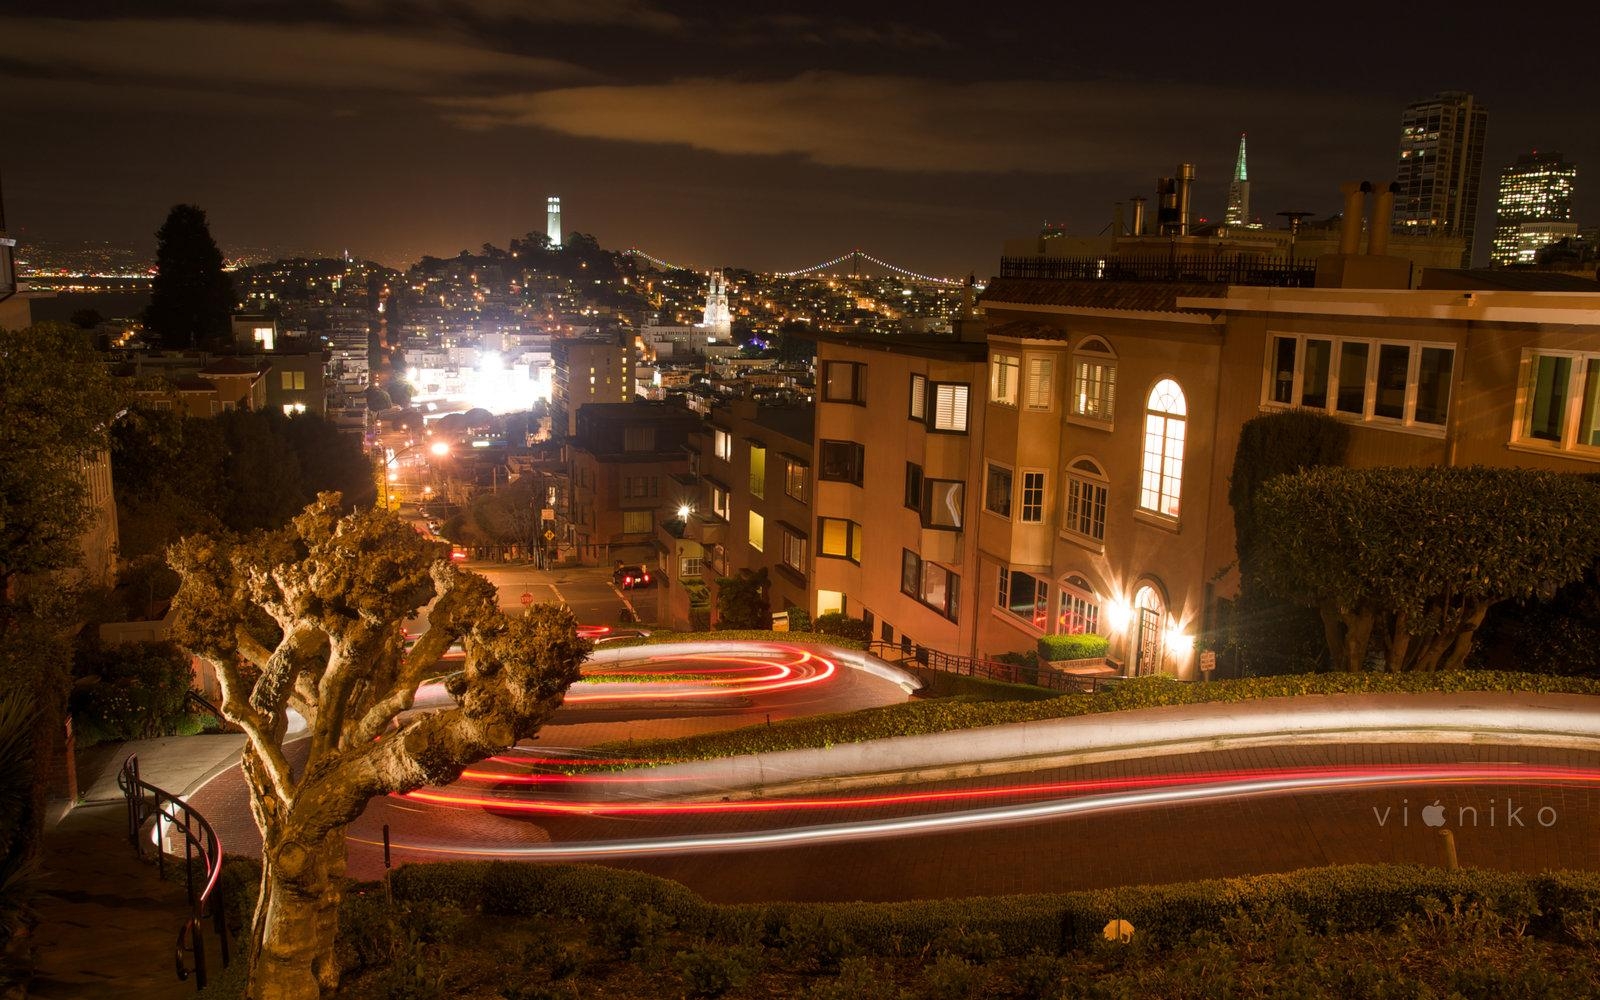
[429,442,450,457]
[677,503,693,520]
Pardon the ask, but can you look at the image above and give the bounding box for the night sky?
[2,2,1595,273]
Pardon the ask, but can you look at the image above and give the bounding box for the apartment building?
[809,332,989,657]
[552,332,634,438]
[566,401,697,566]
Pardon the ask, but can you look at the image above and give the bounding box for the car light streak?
[369,763,1600,861]
[403,763,1599,815]
[562,648,836,702]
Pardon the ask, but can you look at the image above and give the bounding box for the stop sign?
[520,592,533,607]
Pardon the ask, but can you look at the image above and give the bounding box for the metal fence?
[998,255,1317,287]
[118,754,232,990]
[866,641,1122,694]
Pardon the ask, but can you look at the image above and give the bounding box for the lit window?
[784,458,808,502]
[710,484,730,520]
[713,427,733,461]
[908,373,926,420]
[781,527,807,575]
[1024,357,1053,410]
[990,354,1019,405]
[682,557,704,578]
[1071,338,1116,422]
[621,510,652,534]
[748,444,766,498]
[1139,379,1186,519]
[748,510,764,551]
[818,517,863,563]
[1518,351,1600,450]
[930,383,969,432]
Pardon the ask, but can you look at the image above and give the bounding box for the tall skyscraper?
[1224,132,1252,228]
[546,195,562,248]
[1394,91,1488,268]
[1491,151,1577,266]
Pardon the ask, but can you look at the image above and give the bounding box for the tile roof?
[984,319,1066,341]
[980,278,1224,314]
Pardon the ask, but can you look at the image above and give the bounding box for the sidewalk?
[31,734,247,999]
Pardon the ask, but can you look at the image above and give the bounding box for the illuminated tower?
[1394,91,1488,267]
[1224,132,1252,228]
[1491,151,1577,266]
[546,195,562,247]
[699,270,731,338]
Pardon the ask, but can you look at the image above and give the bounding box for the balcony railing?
[998,255,1316,287]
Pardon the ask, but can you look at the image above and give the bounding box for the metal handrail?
[866,640,1122,694]
[118,754,231,990]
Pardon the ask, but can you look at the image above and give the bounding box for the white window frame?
[990,353,1019,406]
[1070,338,1116,426]
[713,427,733,461]
[1024,355,1054,411]
[781,528,807,575]
[1139,379,1186,520]
[1019,469,1046,523]
[1056,574,1101,636]
[1512,349,1600,457]
[1261,332,1456,435]
[1062,457,1108,543]
[930,382,970,433]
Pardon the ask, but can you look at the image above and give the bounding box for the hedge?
[375,861,1600,956]
[1036,633,1109,662]
[577,669,1600,767]
[600,630,866,652]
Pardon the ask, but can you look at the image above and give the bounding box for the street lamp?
[379,440,450,511]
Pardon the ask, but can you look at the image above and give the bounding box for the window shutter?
[935,384,968,431]
[1026,358,1052,409]
[910,374,926,420]
[1103,365,1117,418]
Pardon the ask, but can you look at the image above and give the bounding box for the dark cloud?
[0,17,588,92]
[335,0,684,32]
[436,72,1369,176]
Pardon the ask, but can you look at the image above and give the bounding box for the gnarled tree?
[1253,466,1600,671]
[168,493,591,1000]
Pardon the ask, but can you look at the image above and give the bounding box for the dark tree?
[145,204,236,350]
[715,568,771,630]
[68,308,104,330]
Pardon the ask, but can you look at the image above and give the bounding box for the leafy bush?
[811,613,871,643]
[673,944,758,998]
[784,607,812,633]
[919,952,988,999]
[69,640,196,745]
[1036,633,1109,662]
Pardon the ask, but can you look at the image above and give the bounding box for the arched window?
[1071,338,1116,421]
[1063,457,1108,541]
[1056,574,1101,635]
[1132,584,1166,675]
[1139,379,1186,518]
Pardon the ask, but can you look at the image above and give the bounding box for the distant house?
[565,401,699,566]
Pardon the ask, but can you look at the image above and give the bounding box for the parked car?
[613,563,653,589]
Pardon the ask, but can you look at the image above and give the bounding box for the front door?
[1136,606,1163,676]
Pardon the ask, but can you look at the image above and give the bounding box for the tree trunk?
[248,829,349,1000]
[1439,602,1490,672]
[1341,611,1374,673]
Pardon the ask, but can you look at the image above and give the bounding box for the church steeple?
[1225,132,1253,227]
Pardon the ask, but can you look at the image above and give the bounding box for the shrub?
[69,640,197,745]
[778,910,857,971]
[802,956,894,1000]
[1037,633,1109,662]
[785,606,812,633]
[919,952,988,999]
[673,944,758,998]
[812,613,871,643]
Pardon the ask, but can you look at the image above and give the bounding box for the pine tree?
[145,204,236,350]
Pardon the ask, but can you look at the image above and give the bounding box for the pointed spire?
[1234,132,1248,183]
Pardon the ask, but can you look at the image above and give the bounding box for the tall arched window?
[1132,584,1166,675]
[1139,379,1186,518]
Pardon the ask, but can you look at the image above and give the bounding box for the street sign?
[543,529,556,541]
[541,508,555,522]
[520,592,533,607]
[1200,651,1217,677]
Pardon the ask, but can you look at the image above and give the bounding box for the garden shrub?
[1036,633,1109,662]
[673,943,758,998]
[919,952,988,999]
[811,613,872,643]
[784,606,812,633]
[69,640,197,745]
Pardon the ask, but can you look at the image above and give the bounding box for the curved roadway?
[186,643,1600,901]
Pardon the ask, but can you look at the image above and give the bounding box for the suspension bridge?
[622,247,963,286]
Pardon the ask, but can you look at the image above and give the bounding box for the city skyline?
[2,3,1597,272]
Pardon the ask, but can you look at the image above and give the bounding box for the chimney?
[1112,202,1125,237]
[1338,181,1371,254]
[1156,178,1178,235]
[1367,182,1399,255]
[1176,162,1196,237]
[1130,196,1147,236]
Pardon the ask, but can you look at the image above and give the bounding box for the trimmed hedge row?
[381,861,1600,956]
[1037,632,1110,662]
[600,630,867,652]
[581,670,1600,766]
